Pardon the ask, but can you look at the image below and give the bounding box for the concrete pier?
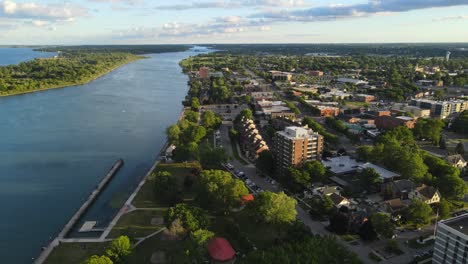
[34,159,124,264]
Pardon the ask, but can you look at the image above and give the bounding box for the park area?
[45,161,361,264]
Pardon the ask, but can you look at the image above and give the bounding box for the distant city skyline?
[0,0,468,44]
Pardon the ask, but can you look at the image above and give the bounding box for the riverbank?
[0,55,144,97]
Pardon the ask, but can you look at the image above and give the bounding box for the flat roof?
[359,163,400,180]
[441,214,468,236]
[322,156,363,174]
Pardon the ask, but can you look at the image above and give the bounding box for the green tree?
[436,199,451,220]
[165,204,210,232]
[304,160,327,182]
[434,89,444,100]
[191,97,200,111]
[166,124,181,145]
[456,142,465,155]
[198,170,249,209]
[370,213,395,238]
[256,150,275,176]
[154,171,180,204]
[356,145,374,162]
[199,145,228,169]
[289,167,310,188]
[359,168,382,187]
[82,255,113,264]
[241,237,361,264]
[106,236,132,262]
[190,229,215,247]
[235,108,253,123]
[253,191,297,224]
[185,110,199,123]
[201,110,221,129]
[405,200,432,227]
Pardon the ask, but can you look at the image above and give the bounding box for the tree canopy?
[165,203,210,232]
[252,191,297,225]
[81,255,113,264]
[198,170,249,209]
[405,200,432,227]
[370,213,395,239]
[105,236,132,262]
[241,236,362,264]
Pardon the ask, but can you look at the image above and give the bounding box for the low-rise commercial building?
[355,94,375,103]
[374,115,415,129]
[269,71,293,81]
[433,214,468,264]
[410,99,468,119]
[391,103,431,118]
[274,126,323,175]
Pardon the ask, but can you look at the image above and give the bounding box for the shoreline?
[36,58,191,263]
[0,56,144,98]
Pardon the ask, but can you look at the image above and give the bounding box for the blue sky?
[0,0,468,44]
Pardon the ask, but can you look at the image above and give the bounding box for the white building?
[433,214,468,263]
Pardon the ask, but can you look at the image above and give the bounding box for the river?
[0,47,207,263]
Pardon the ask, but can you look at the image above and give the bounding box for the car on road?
[237,171,245,177]
[225,163,234,170]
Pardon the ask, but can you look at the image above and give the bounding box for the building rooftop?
[440,214,468,236]
[359,163,400,180]
[396,116,414,121]
[277,126,319,140]
[322,156,363,174]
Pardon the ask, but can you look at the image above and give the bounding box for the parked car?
[226,163,234,170]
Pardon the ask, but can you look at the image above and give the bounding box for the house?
[383,198,411,214]
[313,185,341,197]
[409,184,441,204]
[207,237,236,264]
[329,193,350,209]
[445,154,467,169]
[381,179,415,200]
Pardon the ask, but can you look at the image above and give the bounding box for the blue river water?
[0,47,56,66]
[0,47,207,263]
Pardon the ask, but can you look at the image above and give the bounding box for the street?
[219,123,434,264]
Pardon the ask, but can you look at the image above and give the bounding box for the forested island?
[37,45,190,55]
[0,52,143,96]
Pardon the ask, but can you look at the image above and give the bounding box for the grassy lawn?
[123,232,191,264]
[132,162,200,208]
[44,242,109,264]
[108,209,167,239]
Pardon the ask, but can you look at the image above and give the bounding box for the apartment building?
[433,214,468,264]
[273,126,324,175]
[410,99,468,119]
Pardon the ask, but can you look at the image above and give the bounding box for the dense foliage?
[197,169,249,209]
[251,191,297,224]
[241,236,362,264]
[38,45,189,54]
[0,52,141,95]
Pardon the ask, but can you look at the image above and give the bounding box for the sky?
[0,0,468,44]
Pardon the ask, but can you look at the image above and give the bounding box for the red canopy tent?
[207,237,236,263]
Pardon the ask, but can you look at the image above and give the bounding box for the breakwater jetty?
[34,159,124,264]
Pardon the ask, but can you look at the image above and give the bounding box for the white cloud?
[251,0,468,22]
[433,15,468,22]
[156,0,305,10]
[0,0,88,20]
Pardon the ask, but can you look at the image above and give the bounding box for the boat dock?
[34,159,124,264]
